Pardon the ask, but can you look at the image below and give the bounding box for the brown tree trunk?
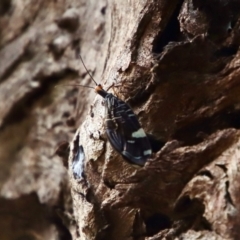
[1,0,240,240]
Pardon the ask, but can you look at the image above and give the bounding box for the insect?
[79,56,152,166]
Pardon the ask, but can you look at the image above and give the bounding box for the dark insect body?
[79,56,152,166]
[95,85,152,166]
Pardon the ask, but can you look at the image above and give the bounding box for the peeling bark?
[69,0,240,239]
[1,0,240,240]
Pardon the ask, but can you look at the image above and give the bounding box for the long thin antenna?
[79,54,98,86]
[60,84,95,89]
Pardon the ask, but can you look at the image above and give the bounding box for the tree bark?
[1,0,240,240]
[70,0,240,239]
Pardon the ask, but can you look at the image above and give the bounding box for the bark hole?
[152,1,184,54]
[145,213,172,236]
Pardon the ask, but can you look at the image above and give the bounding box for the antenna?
[79,54,98,86]
[60,84,95,89]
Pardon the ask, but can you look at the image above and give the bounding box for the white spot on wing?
[127,140,135,143]
[143,149,152,156]
[132,128,146,138]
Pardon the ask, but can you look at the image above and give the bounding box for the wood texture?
[1,0,240,240]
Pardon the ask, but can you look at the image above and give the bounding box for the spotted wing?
[104,94,152,166]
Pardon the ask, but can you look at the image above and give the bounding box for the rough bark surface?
[1,0,240,240]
